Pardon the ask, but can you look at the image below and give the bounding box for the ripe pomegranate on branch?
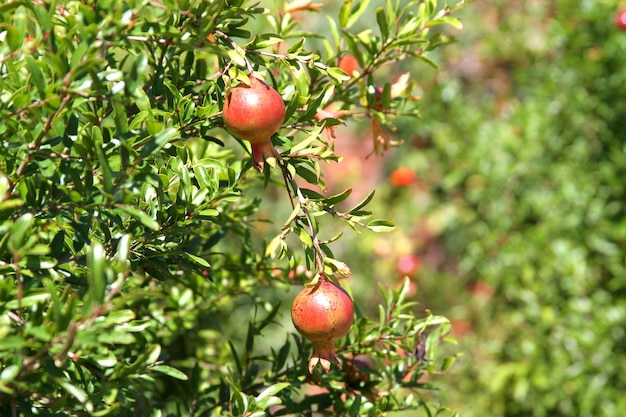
[222,75,286,171]
[291,276,355,373]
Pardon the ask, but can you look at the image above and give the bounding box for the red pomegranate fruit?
[222,76,286,170]
[616,10,626,30]
[338,54,360,77]
[291,277,355,373]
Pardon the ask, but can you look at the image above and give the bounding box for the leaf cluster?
[0,0,469,415]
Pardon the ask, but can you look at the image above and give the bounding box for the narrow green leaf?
[298,187,324,200]
[265,235,286,259]
[0,1,28,14]
[287,37,305,53]
[8,213,34,253]
[42,278,62,323]
[0,381,15,395]
[228,341,243,375]
[327,66,352,82]
[295,227,313,248]
[290,134,319,154]
[152,365,188,380]
[346,0,371,28]
[87,241,106,305]
[339,0,353,27]
[97,331,135,345]
[376,7,389,40]
[250,33,284,49]
[70,41,89,69]
[0,365,20,381]
[441,355,457,372]
[0,336,26,350]
[185,252,210,267]
[257,382,290,402]
[112,100,129,134]
[116,234,131,263]
[105,310,136,325]
[32,2,52,31]
[6,26,23,52]
[324,188,352,206]
[4,292,49,309]
[117,206,160,231]
[140,127,178,158]
[378,304,386,332]
[349,189,375,213]
[92,404,121,416]
[245,322,255,354]
[146,344,162,365]
[95,142,113,194]
[348,394,362,417]
[429,16,463,30]
[57,379,89,404]
[94,351,118,368]
[26,56,46,98]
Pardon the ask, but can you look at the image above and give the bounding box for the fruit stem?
[278,157,326,274]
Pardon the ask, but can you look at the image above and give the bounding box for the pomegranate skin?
[291,278,355,373]
[222,77,286,145]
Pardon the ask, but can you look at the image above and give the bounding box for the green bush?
[384,1,626,416]
[0,0,472,415]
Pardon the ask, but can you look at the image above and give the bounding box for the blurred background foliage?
[311,0,626,416]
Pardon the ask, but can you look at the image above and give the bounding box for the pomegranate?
[222,76,286,170]
[617,10,626,30]
[291,277,355,373]
[338,54,360,77]
[389,167,416,187]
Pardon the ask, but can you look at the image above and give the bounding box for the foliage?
[0,0,471,415]
[366,0,626,416]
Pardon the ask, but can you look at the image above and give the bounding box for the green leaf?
[346,0,371,29]
[249,33,284,49]
[8,213,34,253]
[140,127,179,159]
[265,235,286,259]
[117,205,160,231]
[105,310,136,325]
[348,394,362,417]
[349,189,376,213]
[94,133,113,194]
[87,241,106,305]
[152,365,188,380]
[429,16,463,30]
[56,379,89,404]
[0,336,26,350]
[295,227,314,248]
[145,344,162,365]
[256,382,289,408]
[287,37,306,53]
[185,252,211,267]
[0,0,28,14]
[324,188,352,206]
[339,0,352,27]
[97,331,135,345]
[376,7,389,41]
[0,364,20,381]
[4,292,50,309]
[6,26,23,52]
[26,56,46,98]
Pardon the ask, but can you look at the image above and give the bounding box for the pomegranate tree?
[222,76,286,170]
[291,277,355,373]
